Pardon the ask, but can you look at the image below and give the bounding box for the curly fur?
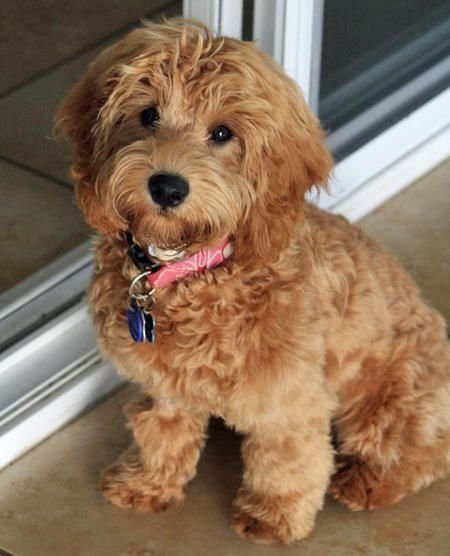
[56,18,450,544]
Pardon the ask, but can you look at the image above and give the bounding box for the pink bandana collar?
[146,238,232,288]
[125,235,232,344]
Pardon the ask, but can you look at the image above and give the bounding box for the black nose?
[148,173,189,208]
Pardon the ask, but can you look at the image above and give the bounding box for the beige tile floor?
[0,160,449,555]
[359,158,450,323]
[0,0,181,293]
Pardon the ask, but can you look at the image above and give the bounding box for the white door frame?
[253,0,324,112]
[182,0,244,39]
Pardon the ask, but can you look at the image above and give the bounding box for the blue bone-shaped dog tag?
[127,301,155,343]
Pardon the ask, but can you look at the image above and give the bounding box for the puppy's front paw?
[231,511,293,545]
[231,488,314,545]
[99,447,185,512]
[100,468,184,512]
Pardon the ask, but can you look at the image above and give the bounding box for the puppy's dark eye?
[140,106,160,128]
[210,125,233,143]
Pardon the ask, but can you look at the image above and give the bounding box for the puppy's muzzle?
[148,173,189,209]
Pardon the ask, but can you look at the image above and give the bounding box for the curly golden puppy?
[56,19,450,545]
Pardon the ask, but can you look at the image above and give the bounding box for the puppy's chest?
[154,281,246,362]
[147,275,268,404]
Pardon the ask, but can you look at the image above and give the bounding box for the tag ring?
[128,270,156,298]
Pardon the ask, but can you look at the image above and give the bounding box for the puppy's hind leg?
[330,329,450,511]
[100,396,209,512]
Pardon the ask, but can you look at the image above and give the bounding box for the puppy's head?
[56,19,332,264]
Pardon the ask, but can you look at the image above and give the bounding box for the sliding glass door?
[0,0,183,468]
[320,0,450,157]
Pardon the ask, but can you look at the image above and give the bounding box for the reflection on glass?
[0,1,181,294]
[320,0,450,156]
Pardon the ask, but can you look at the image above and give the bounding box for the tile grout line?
[0,0,181,101]
[0,154,73,191]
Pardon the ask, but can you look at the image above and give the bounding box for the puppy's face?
[57,20,331,261]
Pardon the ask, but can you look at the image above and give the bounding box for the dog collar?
[125,233,233,343]
[125,232,233,288]
[147,238,232,288]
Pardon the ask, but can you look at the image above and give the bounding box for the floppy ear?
[235,74,333,266]
[55,62,120,235]
[280,77,333,201]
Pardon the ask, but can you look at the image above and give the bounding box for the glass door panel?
[319,0,450,157]
[0,0,182,294]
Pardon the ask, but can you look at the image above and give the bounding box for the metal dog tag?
[127,300,155,343]
[143,310,155,342]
